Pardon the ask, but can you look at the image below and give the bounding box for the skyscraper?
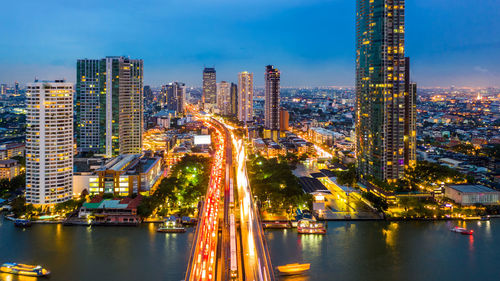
[14,81,19,95]
[76,56,143,158]
[264,65,280,140]
[404,56,417,169]
[217,81,231,115]
[230,82,238,117]
[202,67,216,112]
[237,72,254,124]
[164,82,186,114]
[356,0,414,182]
[25,80,73,206]
[280,108,289,132]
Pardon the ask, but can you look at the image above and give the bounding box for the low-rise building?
[0,143,24,160]
[0,159,20,180]
[78,196,141,225]
[73,154,162,197]
[445,184,500,206]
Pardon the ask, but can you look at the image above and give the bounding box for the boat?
[0,263,50,277]
[157,219,186,233]
[451,226,474,235]
[297,219,326,234]
[276,263,310,276]
[14,219,32,228]
[262,221,290,229]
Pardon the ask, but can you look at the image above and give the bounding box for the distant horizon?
[1,1,499,88]
[3,78,500,91]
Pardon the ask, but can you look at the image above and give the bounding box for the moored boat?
[297,219,326,234]
[14,219,32,228]
[451,226,473,235]
[157,219,186,233]
[0,263,50,277]
[276,263,310,276]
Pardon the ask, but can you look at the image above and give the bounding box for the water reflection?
[0,273,38,281]
[279,274,310,281]
[382,222,399,248]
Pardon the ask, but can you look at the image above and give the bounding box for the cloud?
[473,66,489,73]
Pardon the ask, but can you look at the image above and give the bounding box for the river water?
[0,217,499,281]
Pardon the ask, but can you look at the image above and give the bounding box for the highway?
[185,122,225,281]
[185,112,275,281]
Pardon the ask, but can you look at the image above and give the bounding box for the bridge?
[185,114,275,281]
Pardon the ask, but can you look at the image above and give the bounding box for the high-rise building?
[264,65,280,140]
[25,80,73,206]
[280,108,289,132]
[230,83,238,117]
[144,85,153,101]
[355,0,414,182]
[76,56,143,158]
[202,67,216,112]
[238,71,254,124]
[404,56,417,169]
[14,81,19,95]
[217,81,231,115]
[0,84,7,95]
[164,82,186,114]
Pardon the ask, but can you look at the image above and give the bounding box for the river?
[0,217,499,281]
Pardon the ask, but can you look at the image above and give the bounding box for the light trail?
[186,125,226,281]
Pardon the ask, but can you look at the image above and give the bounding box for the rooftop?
[298,177,330,194]
[448,184,499,193]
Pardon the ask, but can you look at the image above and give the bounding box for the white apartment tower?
[26,80,73,206]
[237,71,254,123]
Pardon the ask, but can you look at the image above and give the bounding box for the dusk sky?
[0,0,499,87]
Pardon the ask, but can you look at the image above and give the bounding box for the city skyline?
[0,0,499,88]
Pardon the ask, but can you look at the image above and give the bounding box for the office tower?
[230,83,238,117]
[238,71,254,123]
[25,80,73,205]
[217,81,231,115]
[356,0,409,182]
[164,82,186,114]
[202,67,216,112]
[404,56,417,169]
[0,84,6,95]
[76,56,143,158]
[264,65,280,140]
[280,108,289,132]
[144,85,153,101]
[14,82,19,95]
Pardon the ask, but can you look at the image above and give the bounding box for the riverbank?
[1,218,499,281]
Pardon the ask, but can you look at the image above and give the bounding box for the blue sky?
[0,0,499,87]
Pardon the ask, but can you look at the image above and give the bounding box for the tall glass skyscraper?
[356,0,415,182]
[76,56,143,158]
[164,82,186,114]
[264,65,280,141]
[202,67,216,112]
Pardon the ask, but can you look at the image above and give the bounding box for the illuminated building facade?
[164,82,186,115]
[76,56,143,158]
[355,0,414,181]
[202,67,217,112]
[217,81,231,115]
[264,65,280,141]
[26,80,73,205]
[230,82,238,117]
[238,71,254,123]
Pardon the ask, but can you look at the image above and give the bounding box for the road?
[185,113,275,281]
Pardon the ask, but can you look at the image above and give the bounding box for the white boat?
[450,226,473,235]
